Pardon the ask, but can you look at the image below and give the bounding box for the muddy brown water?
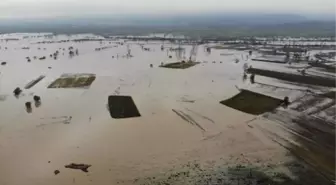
[0,34,334,185]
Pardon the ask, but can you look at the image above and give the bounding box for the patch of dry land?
[0,33,334,185]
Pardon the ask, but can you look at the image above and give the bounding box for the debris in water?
[64,116,72,124]
[36,116,72,127]
[33,95,41,102]
[25,102,32,113]
[65,163,91,172]
[180,97,196,103]
[40,116,69,120]
[24,75,45,89]
[25,102,32,109]
[283,96,290,107]
[13,87,22,96]
[54,170,60,175]
[1,62,6,65]
[33,95,41,107]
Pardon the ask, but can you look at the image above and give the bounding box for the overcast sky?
[0,0,335,18]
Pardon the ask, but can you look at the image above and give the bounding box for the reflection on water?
[25,107,32,114]
[34,101,41,108]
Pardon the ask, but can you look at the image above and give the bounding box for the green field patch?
[48,73,96,88]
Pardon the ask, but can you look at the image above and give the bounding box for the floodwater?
[0,34,333,185]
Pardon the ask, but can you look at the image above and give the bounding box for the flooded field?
[220,90,284,115]
[0,33,334,185]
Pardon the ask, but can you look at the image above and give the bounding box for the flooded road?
[0,34,333,185]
